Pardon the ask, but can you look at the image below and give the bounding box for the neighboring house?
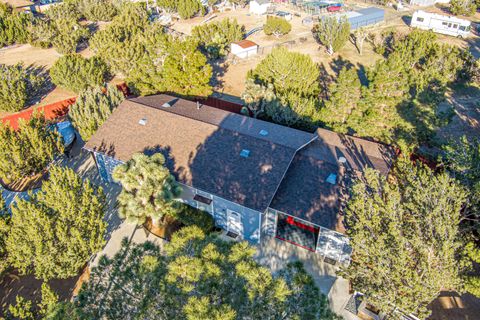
[84,95,394,265]
[231,40,259,58]
[249,0,270,15]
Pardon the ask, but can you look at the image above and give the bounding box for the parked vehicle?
[410,10,471,38]
[52,121,76,149]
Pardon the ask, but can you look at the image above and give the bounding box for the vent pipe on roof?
[139,118,147,126]
[162,102,171,108]
[197,101,201,110]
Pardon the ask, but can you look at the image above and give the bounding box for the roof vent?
[240,149,250,158]
[326,173,337,185]
[338,157,347,164]
[259,129,269,136]
[162,102,171,108]
[139,118,147,126]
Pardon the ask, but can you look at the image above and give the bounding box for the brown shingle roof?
[270,128,395,231]
[84,95,316,213]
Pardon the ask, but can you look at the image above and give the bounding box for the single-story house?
[84,95,394,265]
[249,0,270,15]
[231,40,259,58]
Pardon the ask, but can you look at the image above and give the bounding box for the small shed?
[231,40,259,58]
[249,0,270,15]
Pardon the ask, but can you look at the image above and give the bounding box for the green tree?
[341,160,466,319]
[177,0,205,19]
[76,0,118,21]
[89,3,151,75]
[263,16,292,38]
[73,227,338,319]
[0,193,10,275]
[39,282,59,316]
[0,114,63,183]
[45,1,82,21]
[50,54,110,93]
[241,78,277,118]
[7,296,34,320]
[250,47,319,97]
[191,18,245,59]
[0,3,31,47]
[313,16,350,54]
[318,66,362,133]
[161,38,213,97]
[450,0,477,16]
[69,85,124,141]
[112,153,183,225]
[0,63,47,113]
[6,166,106,280]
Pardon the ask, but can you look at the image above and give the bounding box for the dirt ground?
[1,0,33,8]
[0,269,83,317]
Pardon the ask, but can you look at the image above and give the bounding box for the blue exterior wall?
[179,183,262,244]
[93,152,123,184]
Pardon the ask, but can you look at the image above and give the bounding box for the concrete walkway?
[255,236,358,320]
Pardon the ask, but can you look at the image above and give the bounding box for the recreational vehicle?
[411,10,471,38]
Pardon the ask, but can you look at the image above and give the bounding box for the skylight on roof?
[259,129,269,136]
[326,173,337,185]
[240,149,250,158]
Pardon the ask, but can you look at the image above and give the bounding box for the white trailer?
[411,10,471,38]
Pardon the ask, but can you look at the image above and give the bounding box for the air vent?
[259,129,269,136]
[240,149,250,158]
[326,173,337,185]
[139,118,147,126]
[338,157,347,164]
[162,102,171,108]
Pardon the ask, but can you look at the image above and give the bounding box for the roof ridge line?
[128,97,302,151]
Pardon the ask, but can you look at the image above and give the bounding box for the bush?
[191,18,245,59]
[76,0,118,21]
[263,16,291,38]
[177,204,215,233]
[177,0,205,19]
[0,63,47,113]
[0,113,64,183]
[0,3,32,47]
[69,85,125,141]
[50,54,110,93]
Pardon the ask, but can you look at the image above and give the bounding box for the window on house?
[448,23,452,28]
[194,194,212,205]
[416,17,424,22]
[459,26,466,31]
[453,24,458,29]
[442,22,448,26]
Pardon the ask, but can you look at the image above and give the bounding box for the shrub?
[263,16,292,38]
[50,54,110,93]
[177,0,205,19]
[177,204,215,233]
[191,18,245,59]
[45,1,82,21]
[69,85,124,141]
[0,113,64,183]
[0,63,47,113]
